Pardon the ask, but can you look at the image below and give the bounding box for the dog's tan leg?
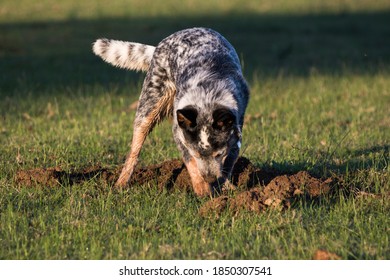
[115,78,176,188]
[115,123,150,187]
[184,157,212,196]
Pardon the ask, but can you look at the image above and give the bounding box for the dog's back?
[93,28,248,108]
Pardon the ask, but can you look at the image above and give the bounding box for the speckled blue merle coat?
[93,27,249,196]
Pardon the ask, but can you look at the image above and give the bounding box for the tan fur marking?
[177,112,193,128]
[185,157,212,196]
[158,80,176,119]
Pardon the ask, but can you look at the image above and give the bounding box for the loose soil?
[15,157,334,216]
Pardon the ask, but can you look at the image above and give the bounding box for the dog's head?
[176,104,241,184]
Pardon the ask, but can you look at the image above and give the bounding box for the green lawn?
[0,0,389,259]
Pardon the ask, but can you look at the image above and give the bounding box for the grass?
[0,0,389,259]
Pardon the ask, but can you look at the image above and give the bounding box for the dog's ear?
[212,108,235,131]
[177,107,198,130]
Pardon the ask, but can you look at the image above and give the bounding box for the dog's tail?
[92,39,155,72]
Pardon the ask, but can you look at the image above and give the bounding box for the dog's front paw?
[115,175,130,188]
[192,181,212,197]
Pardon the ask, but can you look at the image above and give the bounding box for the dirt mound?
[199,171,332,217]
[128,156,280,193]
[14,157,275,190]
[15,166,117,187]
[15,157,333,216]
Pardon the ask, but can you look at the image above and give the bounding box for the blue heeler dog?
[93,28,249,196]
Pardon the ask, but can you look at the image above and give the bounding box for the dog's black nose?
[205,176,226,186]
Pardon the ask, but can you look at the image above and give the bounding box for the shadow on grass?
[266,144,389,175]
[1,10,390,94]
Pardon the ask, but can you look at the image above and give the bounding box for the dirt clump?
[128,159,193,191]
[199,170,332,217]
[230,157,277,188]
[313,249,341,260]
[198,196,229,219]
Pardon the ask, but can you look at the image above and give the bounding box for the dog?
[93,27,249,196]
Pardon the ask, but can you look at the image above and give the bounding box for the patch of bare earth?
[15,157,333,216]
[14,166,118,187]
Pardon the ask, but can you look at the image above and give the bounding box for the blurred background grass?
[1,0,390,90]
